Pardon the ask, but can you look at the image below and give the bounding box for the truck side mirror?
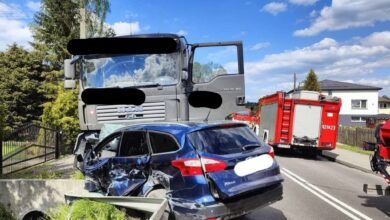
[64,80,76,89]
[181,69,188,81]
[64,59,75,79]
[64,59,76,89]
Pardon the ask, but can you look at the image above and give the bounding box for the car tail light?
[201,158,227,173]
[268,146,275,158]
[171,158,227,176]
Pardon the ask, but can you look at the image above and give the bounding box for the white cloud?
[262,2,287,15]
[0,2,32,51]
[294,0,390,36]
[26,1,41,11]
[111,21,141,36]
[250,42,270,51]
[176,30,188,36]
[361,31,390,48]
[244,32,390,100]
[309,10,317,18]
[288,0,318,6]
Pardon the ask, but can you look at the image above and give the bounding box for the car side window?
[119,131,149,156]
[149,132,179,154]
[95,133,121,159]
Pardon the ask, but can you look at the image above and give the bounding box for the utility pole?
[293,73,296,92]
[80,0,86,39]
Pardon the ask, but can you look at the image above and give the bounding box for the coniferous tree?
[0,44,46,131]
[303,69,321,92]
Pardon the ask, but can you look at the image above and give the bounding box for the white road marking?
[281,168,373,220]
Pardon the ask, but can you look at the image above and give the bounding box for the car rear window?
[188,125,264,155]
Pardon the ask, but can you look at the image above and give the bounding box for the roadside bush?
[0,203,15,220]
[42,84,79,154]
[50,199,126,220]
[71,170,84,180]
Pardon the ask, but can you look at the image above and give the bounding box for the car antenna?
[204,109,212,123]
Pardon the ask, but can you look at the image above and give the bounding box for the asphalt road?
[244,151,390,220]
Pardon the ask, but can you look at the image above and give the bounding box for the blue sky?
[1,0,390,100]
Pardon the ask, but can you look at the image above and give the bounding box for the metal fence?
[1,123,61,175]
[337,126,376,147]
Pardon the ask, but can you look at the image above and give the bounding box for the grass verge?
[49,199,126,220]
[337,143,374,156]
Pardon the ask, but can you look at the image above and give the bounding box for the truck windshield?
[81,53,180,88]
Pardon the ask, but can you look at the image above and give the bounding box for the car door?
[84,132,122,193]
[146,131,182,191]
[189,42,245,121]
[107,130,151,196]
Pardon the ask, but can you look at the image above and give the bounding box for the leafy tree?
[303,69,321,92]
[81,0,114,37]
[0,44,46,132]
[41,84,79,153]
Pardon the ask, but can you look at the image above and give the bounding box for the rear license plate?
[234,154,274,177]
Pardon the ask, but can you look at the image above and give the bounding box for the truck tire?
[146,189,173,220]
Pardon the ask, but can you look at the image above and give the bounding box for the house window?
[380,103,389,109]
[351,116,366,122]
[351,100,367,109]
[328,90,332,96]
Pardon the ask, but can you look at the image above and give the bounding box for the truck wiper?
[242,144,261,151]
[136,83,162,88]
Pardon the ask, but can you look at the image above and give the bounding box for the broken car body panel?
[83,122,283,218]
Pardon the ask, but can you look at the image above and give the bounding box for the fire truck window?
[119,132,149,156]
[149,132,179,154]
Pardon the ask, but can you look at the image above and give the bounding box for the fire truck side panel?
[291,104,322,147]
[258,103,278,144]
[318,101,341,150]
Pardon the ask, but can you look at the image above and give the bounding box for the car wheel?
[146,189,173,220]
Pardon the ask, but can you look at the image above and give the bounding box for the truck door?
[189,42,245,121]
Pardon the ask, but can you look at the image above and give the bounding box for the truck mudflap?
[64,193,168,220]
[170,183,283,219]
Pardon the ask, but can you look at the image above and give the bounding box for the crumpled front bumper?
[171,183,283,219]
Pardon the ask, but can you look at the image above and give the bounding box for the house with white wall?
[320,80,381,126]
[379,96,390,114]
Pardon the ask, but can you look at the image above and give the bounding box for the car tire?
[146,189,174,220]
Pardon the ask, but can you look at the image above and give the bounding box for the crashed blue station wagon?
[83,122,283,219]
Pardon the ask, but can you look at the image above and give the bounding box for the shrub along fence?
[337,126,376,147]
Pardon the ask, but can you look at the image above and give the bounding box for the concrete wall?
[0,179,85,219]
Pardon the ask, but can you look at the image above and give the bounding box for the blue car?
[83,122,283,219]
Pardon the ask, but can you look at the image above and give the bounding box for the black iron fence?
[1,123,61,175]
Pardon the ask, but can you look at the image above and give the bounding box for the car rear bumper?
[171,183,283,219]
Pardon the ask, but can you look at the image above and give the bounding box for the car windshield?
[81,53,180,88]
[188,125,265,155]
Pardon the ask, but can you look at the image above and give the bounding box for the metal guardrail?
[65,193,168,220]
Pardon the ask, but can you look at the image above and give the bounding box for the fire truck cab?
[257,91,342,154]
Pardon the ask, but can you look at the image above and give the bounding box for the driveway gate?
[0,124,61,175]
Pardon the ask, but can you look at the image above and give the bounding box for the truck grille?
[96,102,166,123]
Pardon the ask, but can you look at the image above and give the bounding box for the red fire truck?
[254,90,342,154]
[371,119,390,184]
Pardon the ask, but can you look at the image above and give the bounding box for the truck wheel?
[146,189,174,220]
